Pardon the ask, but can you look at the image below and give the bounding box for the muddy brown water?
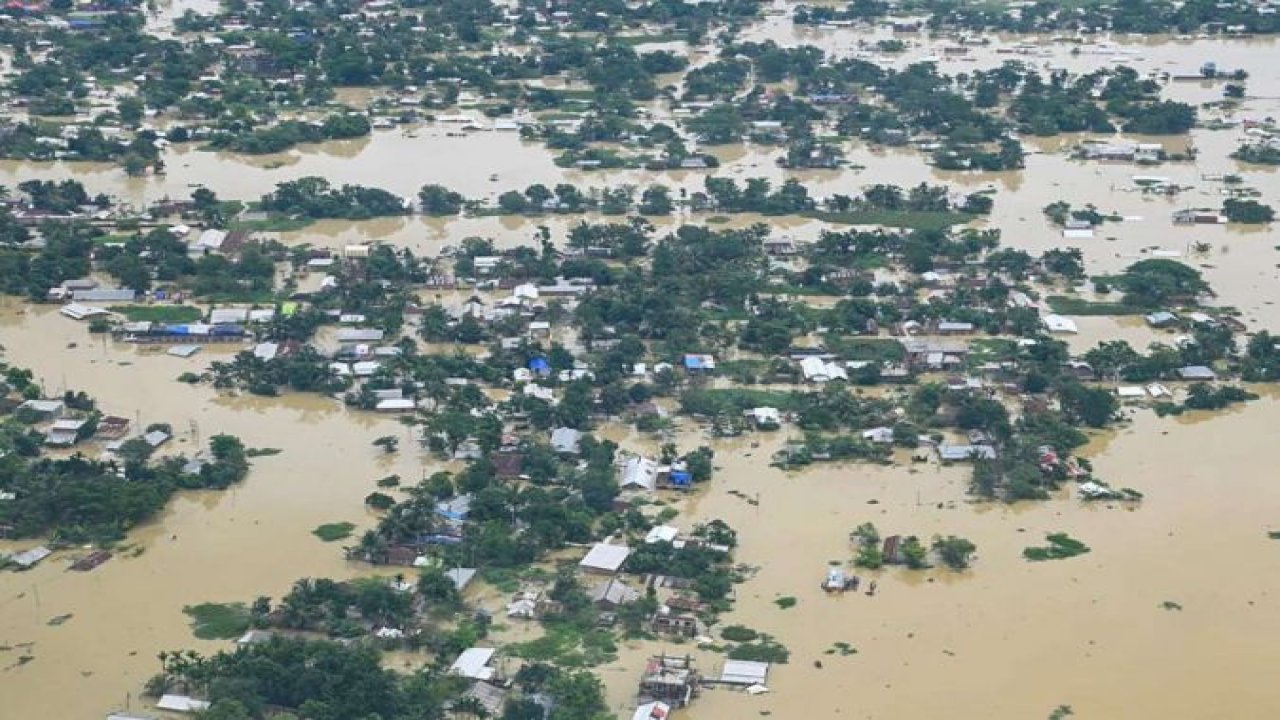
[3,25,1280,720]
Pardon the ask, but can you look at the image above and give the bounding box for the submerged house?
[638,655,699,708]
[579,542,631,575]
[901,339,969,371]
[589,578,641,610]
[619,456,660,492]
[937,444,997,461]
[449,647,497,681]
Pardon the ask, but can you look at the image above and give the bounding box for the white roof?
[550,427,582,454]
[620,456,659,491]
[579,542,631,573]
[60,303,110,320]
[8,546,52,567]
[1178,365,1216,380]
[449,647,497,680]
[644,525,679,544]
[632,701,672,720]
[352,361,381,376]
[167,345,201,358]
[253,342,279,361]
[1116,385,1146,398]
[156,695,212,713]
[21,399,64,413]
[194,229,227,250]
[720,659,770,685]
[1079,481,1116,498]
[209,308,248,324]
[862,426,895,443]
[376,398,416,411]
[800,356,848,382]
[445,567,477,591]
[336,328,385,342]
[143,430,171,447]
[1040,314,1078,334]
[750,407,781,424]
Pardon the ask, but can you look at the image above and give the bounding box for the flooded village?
[5,0,1280,718]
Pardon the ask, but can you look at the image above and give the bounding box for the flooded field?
[3,19,1280,720]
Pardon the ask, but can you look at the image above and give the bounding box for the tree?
[1114,258,1209,307]
[932,535,976,569]
[547,670,609,720]
[497,190,529,214]
[901,536,929,569]
[106,252,152,291]
[117,97,144,126]
[365,492,396,510]
[373,435,399,453]
[419,184,464,215]
[1223,199,1274,224]
[1084,340,1139,380]
[200,700,253,720]
[1057,381,1118,428]
[417,567,460,606]
[638,185,673,215]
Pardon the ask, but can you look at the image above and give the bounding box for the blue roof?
[528,357,550,371]
[684,356,705,369]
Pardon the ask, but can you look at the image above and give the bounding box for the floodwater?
[3,20,1280,720]
[0,301,424,718]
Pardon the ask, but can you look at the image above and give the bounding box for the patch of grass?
[1023,533,1091,561]
[704,215,732,224]
[727,636,790,663]
[108,305,203,323]
[507,621,615,668]
[1268,530,1280,540]
[246,447,282,457]
[720,625,760,643]
[93,233,136,245]
[824,641,858,656]
[968,337,1020,364]
[193,289,279,304]
[611,32,685,46]
[1160,600,1183,611]
[183,602,250,640]
[804,209,975,231]
[774,596,798,609]
[1045,295,1143,316]
[824,336,907,363]
[479,567,521,593]
[312,522,356,542]
[228,215,315,233]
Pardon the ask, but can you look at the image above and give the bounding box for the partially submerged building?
[638,655,699,708]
